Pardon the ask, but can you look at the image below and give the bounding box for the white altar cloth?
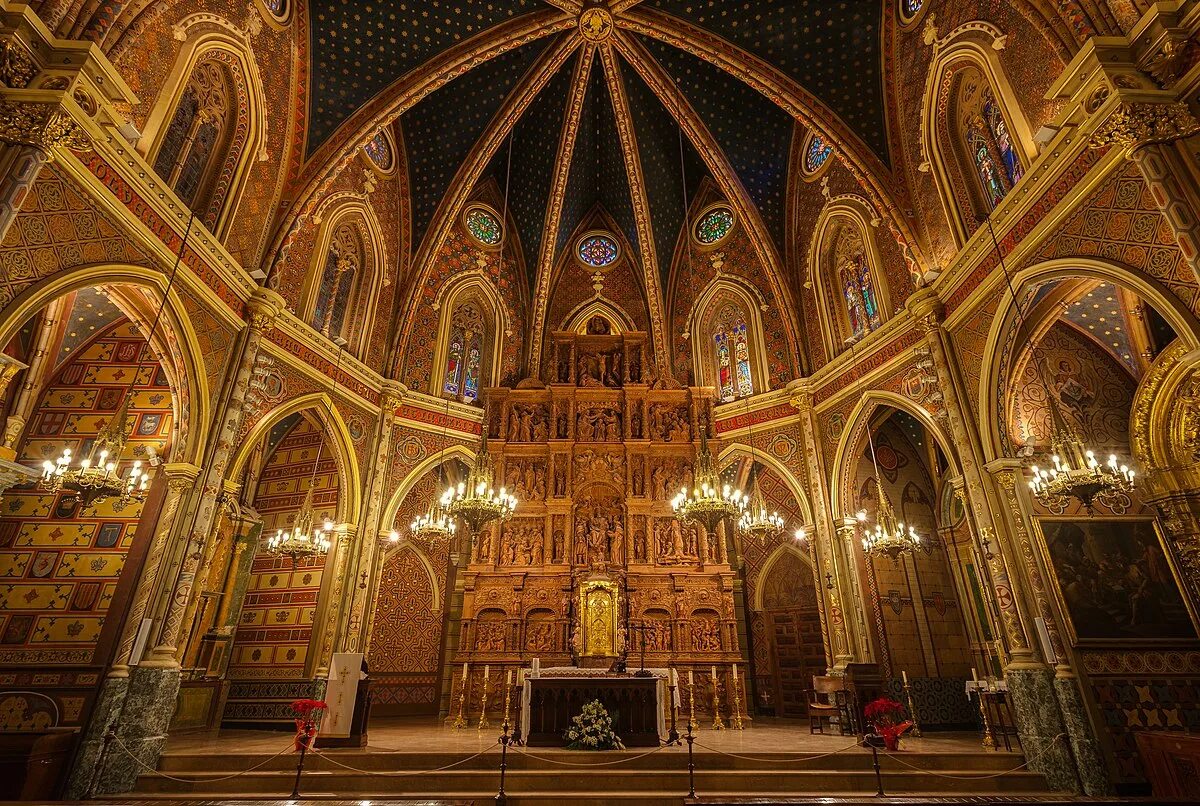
[520,666,678,742]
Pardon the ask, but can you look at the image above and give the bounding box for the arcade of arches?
[0,0,1199,800]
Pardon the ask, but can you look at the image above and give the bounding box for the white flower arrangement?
[564,699,625,750]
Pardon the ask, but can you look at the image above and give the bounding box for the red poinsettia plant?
[863,697,913,751]
[291,699,328,752]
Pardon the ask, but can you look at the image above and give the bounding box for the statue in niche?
[573,530,587,565]
[629,348,642,384]
[633,529,647,561]
[477,529,494,563]
[552,529,565,562]
[631,458,644,496]
[556,408,569,439]
[691,619,721,652]
[629,406,643,439]
[604,351,622,387]
[553,462,566,497]
[557,348,571,383]
[706,529,719,562]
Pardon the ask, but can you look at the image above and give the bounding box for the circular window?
[801,131,834,181]
[899,0,925,25]
[577,233,620,268]
[694,205,735,246]
[255,0,292,26]
[362,129,395,175]
[464,205,503,246]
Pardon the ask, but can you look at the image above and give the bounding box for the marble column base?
[62,674,129,799]
[94,664,182,795]
[1005,666,1081,793]
[1053,675,1112,796]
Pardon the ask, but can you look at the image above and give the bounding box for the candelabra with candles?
[858,479,923,562]
[1029,426,1135,514]
[672,422,745,533]
[737,472,785,543]
[264,486,333,565]
[445,427,516,536]
[411,485,457,541]
[40,397,149,508]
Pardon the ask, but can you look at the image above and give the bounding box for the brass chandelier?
[981,217,1136,514]
[444,425,516,535]
[39,212,199,508]
[412,398,457,542]
[734,399,784,543]
[672,421,746,534]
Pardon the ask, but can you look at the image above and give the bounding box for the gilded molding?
[0,100,88,153]
[0,39,38,89]
[1090,101,1200,153]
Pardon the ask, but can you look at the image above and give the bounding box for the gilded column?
[1,296,63,458]
[907,290,1081,792]
[314,525,358,675]
[0,99,89,243]
[1092,101,1200,283]
[340,380,405,653]
[788,381,856,671]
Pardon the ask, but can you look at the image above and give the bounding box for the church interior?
[0,0,1199,803]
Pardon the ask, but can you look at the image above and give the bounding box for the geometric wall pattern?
[226,416,339,680]
[0,319,173,665]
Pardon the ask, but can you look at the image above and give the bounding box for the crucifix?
[627,619,653,677]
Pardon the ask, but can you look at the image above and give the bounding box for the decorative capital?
[905,287,944,332]
[0,100,88,153]
[1091,101,1200,153]
[785,378,812,413]
[246,287,285,332]
[0,39,38,90]
[380,380,407,413]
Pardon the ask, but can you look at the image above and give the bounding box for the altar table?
[521,669,670,747]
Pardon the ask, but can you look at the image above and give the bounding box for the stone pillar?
[0,100,89,243]
[1092,102,1200,282]
[340,381,405,653]
[84,289,283,795]
[61,463,199,800]
[989,459,1111,796]
[906,290,1080,792]
[313,525,357,676]
[788,382,857,671]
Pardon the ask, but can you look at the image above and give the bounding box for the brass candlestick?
[502,676,513,727]
[903,681,922,738]
[452,676,468,730]
[729,674,744,731]
[688,682,697,732]
[478,673,491,730]
[711,675,725,731]
[976,684,995,749]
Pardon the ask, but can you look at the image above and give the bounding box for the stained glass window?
[956,72,1023,214]
[694,206,735,245]
[363,130,394,172]
[153,60,231,222]
[313,224,359,340]
[841,253,882,338]
[713,304,753,402]
[803,134,833,175]
[465,207,503,246]
[968,127,1006,209]
[443,302,487,403]
[577,234,619,268]
[984,97,1023,186]
[901,0,922,18]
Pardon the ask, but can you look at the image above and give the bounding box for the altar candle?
[462,663,469,680]
[971,667,978,682]
[688,670,694,686]
[732,664,738,681]
[484,664,490,679]
[711,665,717,681]
[669,668,677,687]
[507,669,513,686]
[902,670,908,685]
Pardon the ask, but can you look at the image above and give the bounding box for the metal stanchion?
[685,721,696,800]
[290,721,314,799]
[865,734,885,797]
[495,717,511,806]
[667,683,681,745]
[86,720,118,799]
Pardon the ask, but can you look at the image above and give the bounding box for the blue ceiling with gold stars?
[305,0,543,154]
[644,0,889,162]
[400,39,549,253]
[641,36,794,256]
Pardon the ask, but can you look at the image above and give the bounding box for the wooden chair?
[807,676,851,735]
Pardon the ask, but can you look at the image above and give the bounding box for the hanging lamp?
[735,401,784,542]
[672,417,746,533]
[40,212,198,507]
[263,339,346,564]
[981,218,1135,514]
[411,398,457,542]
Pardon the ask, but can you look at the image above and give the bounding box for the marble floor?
[162,716,1013,757]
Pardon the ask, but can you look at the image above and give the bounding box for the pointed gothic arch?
[431,274,507,405]
[688,278,771,403]
[809,199,892,357]
[139,24,267,237]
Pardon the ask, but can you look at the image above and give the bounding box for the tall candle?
[462,663,469,680]
[711,665,717,681]
[688,670,694,685]
[670,668,678,687]
[506,669,513,685]
[970,667,978,682]
[484,664,490,679]
[902,669,908,684]
[732,664,738,681]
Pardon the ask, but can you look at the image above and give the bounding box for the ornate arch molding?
[429,274,509,399]
[379,445,477,537]
[138,20,268,237]
[562,299,637,335]
[828,390,960,520]
[717,444,815,528]
[753,543,816,612]
[808,197,892,358]
[686,276,772,398]
[919,23,1037,247]
[1129,341,1197,481]
[300,196,388,358]
[0,263,210,466]
[227,392,363,525]
[978,258,1200,464]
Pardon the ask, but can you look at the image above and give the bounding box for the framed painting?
[1038,518,1197,644]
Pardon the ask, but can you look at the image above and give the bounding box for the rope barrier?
[513,742,669,766]
[309,741,500,776]
[693,738,862,764]
[110,734,296,784]
[879,733,1068,780]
